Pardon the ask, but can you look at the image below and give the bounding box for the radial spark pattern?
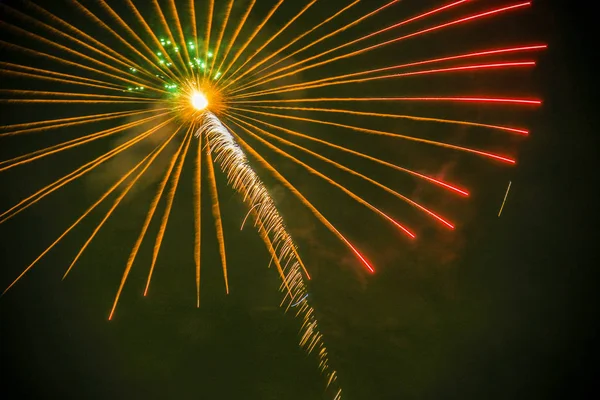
[1,1,543,397]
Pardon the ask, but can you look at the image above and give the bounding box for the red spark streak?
[359,2,533,57]
[342,237,375,273]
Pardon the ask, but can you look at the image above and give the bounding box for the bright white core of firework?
[191,91,209,110]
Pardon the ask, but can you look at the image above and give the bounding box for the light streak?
[230,107,518,164]
[498,181,512,217]
[108,124,191,320]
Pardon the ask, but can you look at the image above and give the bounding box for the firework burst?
[1,0,543,397]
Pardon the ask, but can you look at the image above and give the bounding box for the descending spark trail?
[197,113,342,396]
[498,181,512,217]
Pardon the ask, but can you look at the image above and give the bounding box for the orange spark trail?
[231,61,537,99]
[1,122,173,296]
[230,111,470,196]
[151,0,190,75]
[237,105,529,136]
[21,1,160,82]
[227,116,420,235]
[230,114,454,229]
[0,89,156,101]
[189,0,199,77]
[144,128,194,298]
[0,111,171,173]
[92,0,181,78]
[209,0,234,78]
[205,138,230,294]
[0,117,176,224]
[204,0,215,77]
[230,96,542,106]
[230,106,518,164]
[247,44,546,94]
[168,0,192,72]
[0,19,156,90]
[0,108,162,137]
[194,127,202,307]
[0,61,124,90]
[232,0,467,93]
[122,0,184,81]
[214,0,257,76]
[217,0,285,83]
[0,4,159,87]
[225,126,375,273]
[225,0,360,90]
[0,39,162,91]
[3,2,161,86]
[108,124,191,320]
[234,0,400,92]
[234,2,532,92]
[63,124,183,280]
[222,0,317,86]
[0,69,127,93]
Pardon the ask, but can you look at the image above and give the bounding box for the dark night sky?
[1,0,598,399]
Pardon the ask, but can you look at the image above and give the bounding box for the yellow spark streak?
[0,117,176,225]
[1,121,171,296]
[232,61,533,99]
[231,106,512,162]
[189,0,199,78]
[223,0,360,91]
[0,40,160,90]
[235,1,516,94]
[0,111,170,172]
[232,111,468,195]
[144,128,194,297]
[168,0,192,72]
[0,89,155,101]
[217,0,285,83]
[238,105,526,135]
[194,128,202,307]
[5,4,158,86]
[205,138,229,294]
[230,114,452,229]
[63,125,182,279]
[204,0,215,77]
[498,181,512,217]
[151,0,190,76]
[0,4,156,86]
[0,70,123,93]
[222,0,317,87]
[0,99,159,105]
[209,0,235,78]
[227,116,417,236]
[231,45,542,98]
[0,61,124,90]
[108,124,190,320]
[230,0,399,93]
[0,108,160,137]
[0,19,156,90]
[23,0,161,83]
[214,0,257,77]
[73,0,179,82]
[122,0,184,81]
